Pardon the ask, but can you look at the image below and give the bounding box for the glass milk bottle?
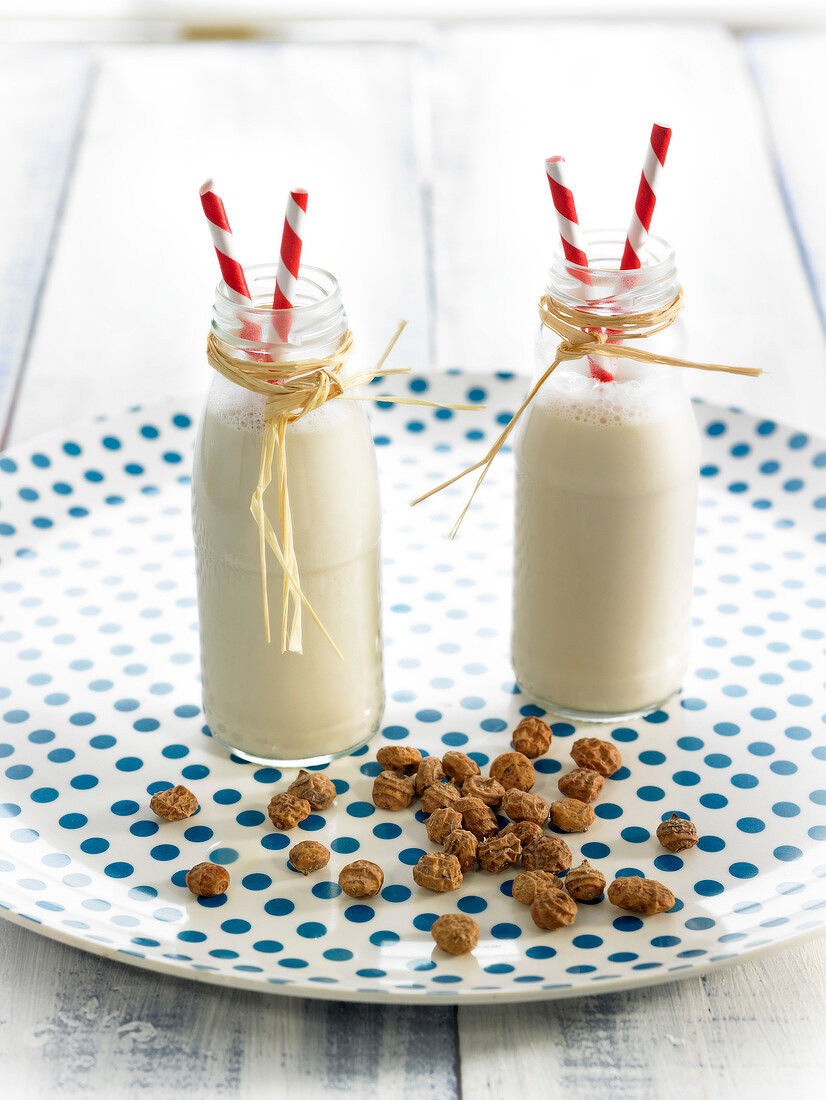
[512,231,700,721]
[192,265,384,764]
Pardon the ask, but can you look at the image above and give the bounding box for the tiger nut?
[477,832,522,872]
[564,860,606,902]
[550,797,595,833]
[289,840,331,876]
[489,752,536,791]
[461,775,505,807]
[557,767,605,804]
[607,875,675,915]
[376,744,422,774]
[656,814,699,853]
[288,769,337,811]
[570,737,622,777]
[531,888,578,930]
[267,792,311,830]
[150,784,199,821]
[420,781,461,813]
[185,862,230,897]
[412,852,463,892]
[453,796,498,841]
[415,756,445,796]
[338,860,384,898]
[511,715,552,758]
[372,769,415,811]
[442,751,480,783]
[431,913,480,956]
[522,835,572,875]
[501,788,549,827]
[512,870,562,905]
[426,805,463,844]
[499,820,543,847]
[443,828,478,871]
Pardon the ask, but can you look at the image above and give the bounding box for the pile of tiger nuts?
[361,719,698,952]
[149,720,700,959]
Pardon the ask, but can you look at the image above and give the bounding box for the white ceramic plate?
[0,372,824,1003]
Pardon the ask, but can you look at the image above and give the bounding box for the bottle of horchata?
[192,265,384,765]
[511,231,700,721]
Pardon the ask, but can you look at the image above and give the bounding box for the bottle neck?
[547,230,679,317]
[211,264,348,363]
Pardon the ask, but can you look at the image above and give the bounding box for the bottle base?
[209,716,383,769]
[515,679,682,724]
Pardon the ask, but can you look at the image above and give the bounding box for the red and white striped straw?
[620,123,672,270]
[199,179,253,304]
[544,156,590,272]
[199,179,263,348]
[544,156,612,383]
[272,188,309,342]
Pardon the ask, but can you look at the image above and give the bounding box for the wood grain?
[8,42,431,444]
[0,919,457,1099]
[748,32,826,333]
[0,46,90,445]
[458,938,826,1098]
[429,23,826,431]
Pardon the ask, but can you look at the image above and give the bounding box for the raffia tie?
[206,321,477,655]
[412,289,762,536]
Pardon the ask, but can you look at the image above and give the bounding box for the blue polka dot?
[31,787,59,803]
[150,844,179,862]
[213,788,241,805]
[104,862,134,879]
[694,879,725,896]
[621,827,650,844]
[457,895,488,914]
[210,848,238,865]
[399,847,426,866]
[613,916,643,932]
[59,813,87,830]
[297,922,327,939]
[730,862,759,879]
[264,898,295,916]
[261,834,290,852]
[373,823,402,840]
[330,836,360,854]
[573,934,603,949]
[311,882,341,900]
[737,817,765,833]
[581,842,611,859]
[221,919,251,935]
[774,845,802,862]
[381,885,411,903]
[344,905,374,923]
[346,801,374,819]
[415,709,442,723]
[637,786,665,801]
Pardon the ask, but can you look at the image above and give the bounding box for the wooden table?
[1,24,825,1098]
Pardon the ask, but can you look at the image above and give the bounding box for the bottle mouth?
[212,264,347,354]
[548,229,678,314]
[215,264,341,315]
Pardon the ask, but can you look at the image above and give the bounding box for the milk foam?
[207,372,353,436]
[536,367,675,429]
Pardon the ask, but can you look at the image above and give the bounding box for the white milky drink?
[511,233,700,720]
[192,267,384,764]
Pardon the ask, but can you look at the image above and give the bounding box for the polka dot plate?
[0,372,824,1004]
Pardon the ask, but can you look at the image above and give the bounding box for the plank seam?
[0,51,99,451]
[745,35,826,341]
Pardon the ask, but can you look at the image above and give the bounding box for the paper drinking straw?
[621,123,673,270]
[544,157,613,383]
[199,179,261,345]
[272,189,309,342]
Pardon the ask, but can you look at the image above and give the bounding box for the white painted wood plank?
[0,47,90,444]
[458,938,826,1099]
[748,33,826,334]
[430,23,826,433]
[8,42,431,444]
[0,919,457,1099]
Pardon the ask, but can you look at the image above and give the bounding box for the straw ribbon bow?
[206,322,477,655]
[412,289,762,536]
